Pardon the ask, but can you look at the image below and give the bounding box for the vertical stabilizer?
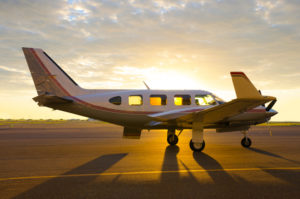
[22,48,83,97]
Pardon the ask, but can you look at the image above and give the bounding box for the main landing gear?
[167,118,206,152]
[166,127,206,152]
[189,118,206,152]
[241,130,252,148]
[190,140,205,152]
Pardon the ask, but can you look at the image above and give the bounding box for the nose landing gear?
[167,134,178,145]
[241,130,252,148]
[167,129,182,145]
[241,137,252,148]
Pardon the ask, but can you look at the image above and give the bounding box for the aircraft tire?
[241,137,252,148]
[167,134,178,145]
[189,139,205,152]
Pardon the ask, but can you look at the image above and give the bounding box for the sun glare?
[144,70,203,90]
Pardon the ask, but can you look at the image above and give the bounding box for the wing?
[149,97,275,124]
[149,72,276,125]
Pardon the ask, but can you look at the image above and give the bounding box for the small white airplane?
[22,47,278,152]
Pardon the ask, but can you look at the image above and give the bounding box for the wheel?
[189,139,205,152]
[167,134,178,145]
[241,137,252,148]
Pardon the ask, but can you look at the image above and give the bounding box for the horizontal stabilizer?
[33,94,73,106]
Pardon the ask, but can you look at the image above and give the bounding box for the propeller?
[259,90,276,136]
[259,90,277,111]
[266,99,277,112]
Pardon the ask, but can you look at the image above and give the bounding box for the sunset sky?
[0,0,299,121]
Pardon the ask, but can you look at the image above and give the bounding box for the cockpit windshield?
[195,94,217,105]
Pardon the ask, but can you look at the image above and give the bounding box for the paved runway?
[0,124,299,199]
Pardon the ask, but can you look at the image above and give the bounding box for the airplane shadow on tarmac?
[160,145,236,184]
[192,152,236,184]
[159,146,300,197]
[246,147,300,164]
[160,145,180,182]
[13,146,299,199]
[14,153,127,199]
[14,146,241,198]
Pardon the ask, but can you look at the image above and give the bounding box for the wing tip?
[230,71,249,80]
[230,71,245,75]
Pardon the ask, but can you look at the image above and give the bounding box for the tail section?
[230,72,262,98]
[22,48,83,97]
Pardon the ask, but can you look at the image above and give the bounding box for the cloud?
[0,65,27,74]
[0,65,33,93]
[0,0,300,120]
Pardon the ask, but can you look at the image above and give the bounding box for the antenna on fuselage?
[143,81,150,90]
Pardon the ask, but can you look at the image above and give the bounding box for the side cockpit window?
[195,94,216,106]
[129,95,143,106]
[213,95,225,104]
[150,95,167,106]
[174,95,191,106]
[109,96,121,105]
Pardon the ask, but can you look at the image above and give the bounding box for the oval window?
[109,96,121,105]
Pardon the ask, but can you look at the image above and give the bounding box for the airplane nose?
[267,109,278,116]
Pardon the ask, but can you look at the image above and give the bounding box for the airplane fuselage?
[48,89,275,130]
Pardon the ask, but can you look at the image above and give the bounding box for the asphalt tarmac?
[0,124,299,199]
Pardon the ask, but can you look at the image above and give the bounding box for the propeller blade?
[266,100,277,111]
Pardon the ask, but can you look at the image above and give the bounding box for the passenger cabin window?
[195,94,216,106]
[150,95,167,106]
[129,95,143,106]
[109,96,121,105]
[174,95,191,106]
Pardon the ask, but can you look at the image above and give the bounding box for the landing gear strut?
[190,117,205,152]
[241,130,252,148]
